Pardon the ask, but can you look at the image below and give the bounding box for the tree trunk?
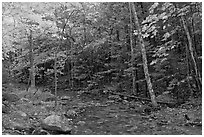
[135,68,139,93]
[131,3,158,107]
[83,18,86,46]
[29,29,35,90]
[66,32,72,88]
[70,41,74,88]
[54,50,58,108]
[129,2,136,94]
[181,15,202,92]
[185,43,193,97]
[190,6,201,76]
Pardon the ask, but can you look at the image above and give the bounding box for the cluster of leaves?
[2,2,202,101]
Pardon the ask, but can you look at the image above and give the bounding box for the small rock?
[20,98,30,102]
[107,100,114,103]
[156,94,175,103]
[32,128,50,135]
[16,111,27,117]
[77,121,86,126]
[127,126,138,132]
[108,95,121,100]
[84,129,92,134]
[65,110,78,118]
[60,96,71,100]
[45,97,56,102]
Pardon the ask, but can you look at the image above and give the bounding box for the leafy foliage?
[2,2,202,103]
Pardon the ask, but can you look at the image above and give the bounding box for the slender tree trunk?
[131,3,158,107]
[129,2,136,94]
[29,29,35,90]
[70,41,74,88]
[135,68,139,93]
[190,6,201,75]
[181,15,202,91]
[109,28,113,84]
[185,43,193,97]
[66,31,72,88]
[116,30,120,41]
[54,50,58,108]
[190,7,198,55]
[83,18,86,46]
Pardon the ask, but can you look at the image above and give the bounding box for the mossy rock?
[156,94,176,103]
[3,93,20,103]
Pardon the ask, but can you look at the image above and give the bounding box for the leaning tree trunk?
[29,29,35,90]
[129,2,136,94]
[131,3,158,107]
[181,15,202,92]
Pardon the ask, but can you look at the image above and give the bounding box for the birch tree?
[131,3,158,107]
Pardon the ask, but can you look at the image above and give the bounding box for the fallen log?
[109,91,177,107]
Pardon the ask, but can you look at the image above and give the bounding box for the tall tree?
[131,3,158,107]
[129,2,136,94]
[180,12,202,92]
[54,44,58,108]
[28,29,35,90]
[53,5,74,108]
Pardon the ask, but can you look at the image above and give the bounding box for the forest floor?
[2,83,202,135]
